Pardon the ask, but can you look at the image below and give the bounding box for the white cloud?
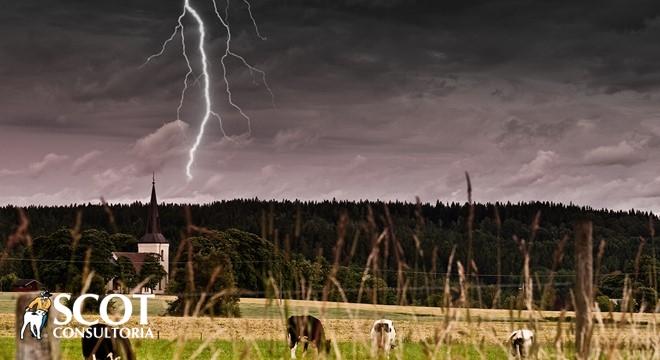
[92,165,137,194]
[202,174,225,192]
[132,120,189,175]
[504,150,558,187]
[260,164,280,178]
[347,154,367,169]
[28,153,69,176]
[583,140,645,166]
[210,133,253,150]
[273,128,319,151]
[71,150,103,174]
[0,153,69,177]
[0,187,88,207]
[0,168,20,177]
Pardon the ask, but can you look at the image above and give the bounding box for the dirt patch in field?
[3,312,657,349]
[2,295,657,348]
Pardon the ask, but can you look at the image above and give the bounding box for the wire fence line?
[0,283,574,298]
[0,256,640,278]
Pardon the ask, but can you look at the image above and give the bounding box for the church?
[107,177,170,294]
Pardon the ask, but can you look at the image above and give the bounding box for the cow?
[81,324,135,360]
[370,319,396,357]
[508,329,534,359]
[20,309,47,340]
[286,315,331,359]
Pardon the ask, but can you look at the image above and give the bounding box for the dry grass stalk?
[574,220,593,359]
[192,266,222,317]
[384,204,408,306]
[649,217,658,306]
[464,172,474,311]
[322,211,348,304]
[493,205,502,309]
[100,196,118,233]
[594,238,606,299]
[541,234,568,310]
[3,208,31,265]
[443,246,456,310]
[634,236,646,284]
[457,261,467,309]
[514,236,533,312]
[357,230,386,305]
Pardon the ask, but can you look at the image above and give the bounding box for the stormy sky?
[3,0,660,211]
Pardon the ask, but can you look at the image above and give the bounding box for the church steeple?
[140,175,168,244]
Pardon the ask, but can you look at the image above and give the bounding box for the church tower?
[138,175,169,293]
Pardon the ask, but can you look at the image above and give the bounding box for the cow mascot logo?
[20,290,52,340]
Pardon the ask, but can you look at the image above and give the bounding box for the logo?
[21,292,155,340]
[20,290,52,340]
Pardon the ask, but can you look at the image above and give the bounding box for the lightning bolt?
[142,0,273,180]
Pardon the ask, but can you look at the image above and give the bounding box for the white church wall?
[138,243,170,293]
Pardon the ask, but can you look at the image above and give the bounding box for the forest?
[0,199,658,314]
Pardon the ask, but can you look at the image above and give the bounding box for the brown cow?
[286,315,331,359]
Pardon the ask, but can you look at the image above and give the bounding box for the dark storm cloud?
[3,0,660,211]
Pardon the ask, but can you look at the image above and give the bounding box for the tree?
[600,271,625,299]
[634,287,657,310]
[70,229,116,312]
[284,255,329,300]
[28,228,117,311]
[116,256,138,291]
[0,273,17,291]
[77,229,116,284]
[138,254,166,292]
[5,199,660,309]
[213,228,284,294]
[110,233,138,252]
[32,231,71,291]
[167,235,240,317]
[595,295,612,313]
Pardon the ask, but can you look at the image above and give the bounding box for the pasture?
[0,293,658,358]
[0,338,513,360]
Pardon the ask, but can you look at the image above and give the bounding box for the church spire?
[140,174,168,244]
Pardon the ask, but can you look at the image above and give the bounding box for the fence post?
[15,293,60,360]
[574,220,593,359]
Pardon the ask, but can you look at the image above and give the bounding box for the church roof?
[140,175,168,244]
[140,233,168,244]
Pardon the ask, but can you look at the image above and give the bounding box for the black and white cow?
[81,324,135,360]
[370,319,396,356]
[508,329,534,359]
[286,315,331,359]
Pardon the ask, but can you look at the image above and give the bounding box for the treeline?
[1,200,659,312]
[0,228,166,304]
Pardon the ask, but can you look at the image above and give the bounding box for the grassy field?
[1,293,658,358]
[0,337,516,360]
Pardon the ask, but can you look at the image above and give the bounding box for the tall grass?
[1,174,659,359]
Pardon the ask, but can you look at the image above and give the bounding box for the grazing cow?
[370,319,396,357]
[81,324,135,360]
[286,315,331,359]
[508,329,534,359]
